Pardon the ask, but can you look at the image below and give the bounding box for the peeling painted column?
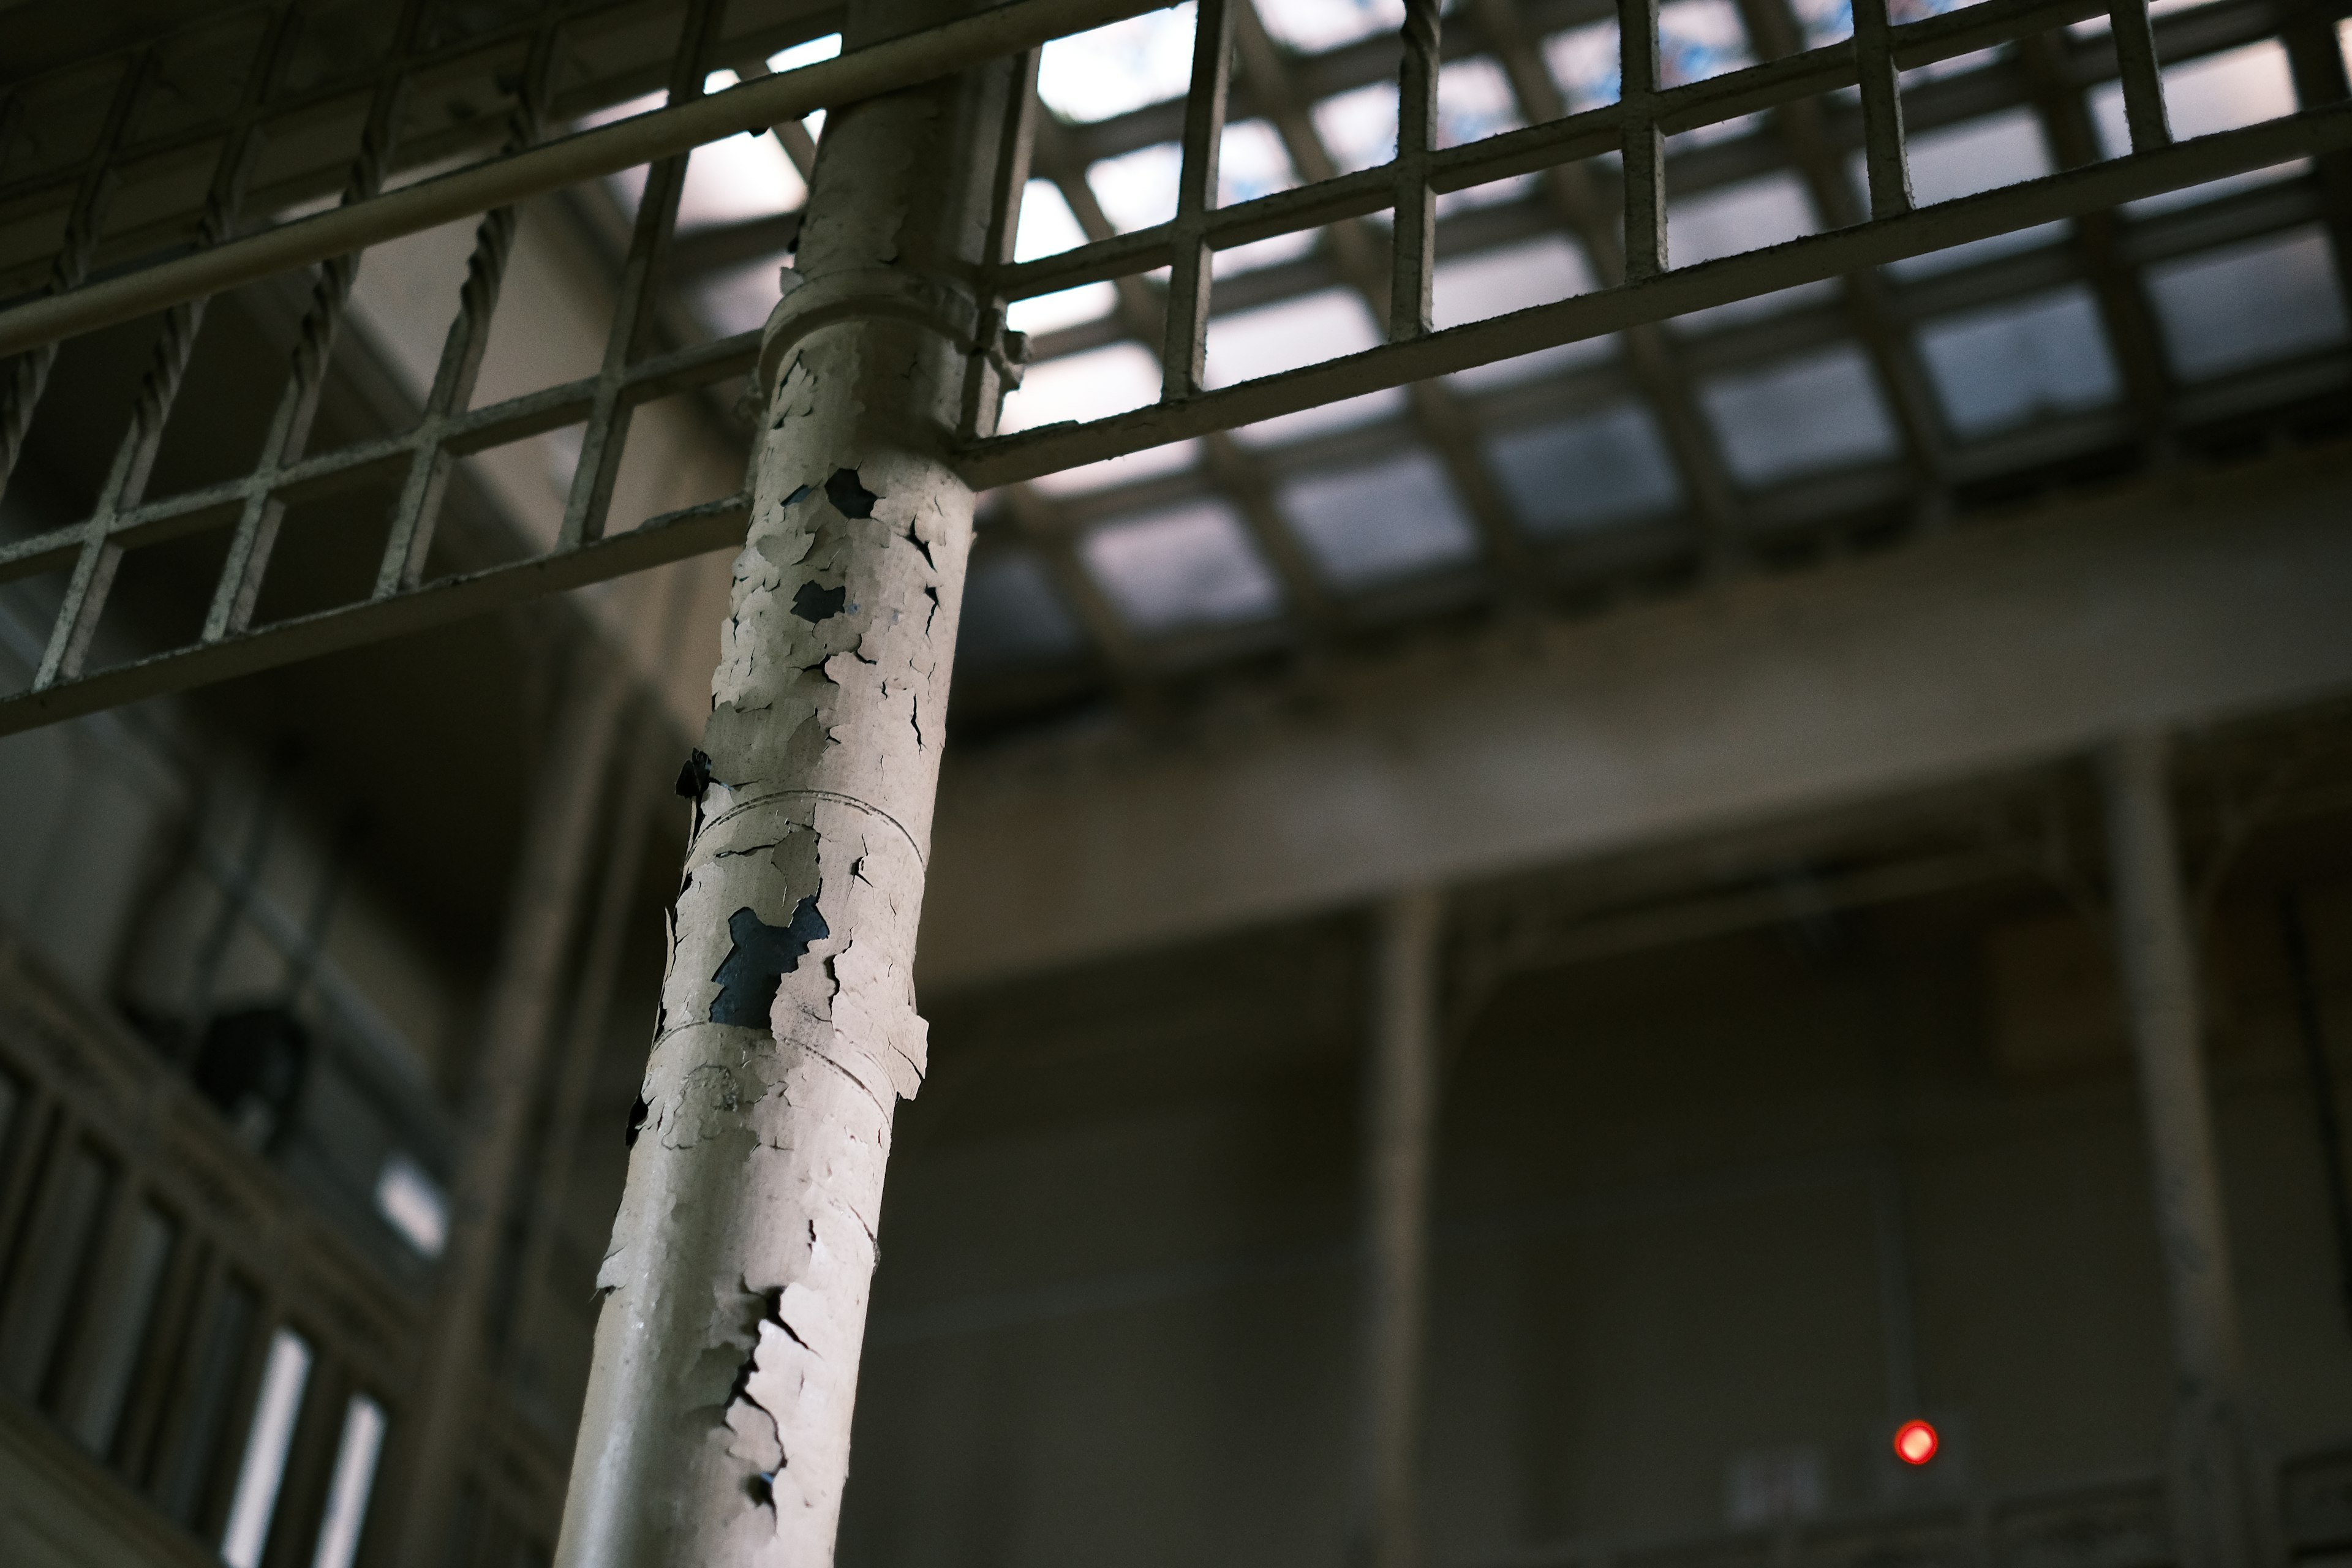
[1355,889,1444,1568]
[392,643,630,1568]
[2099,733,2277,1568]
[552,6,1027,1564]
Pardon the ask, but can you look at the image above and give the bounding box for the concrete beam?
[920,445,2352,987]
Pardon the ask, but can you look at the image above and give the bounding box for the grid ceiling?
[938,0,2352,722]
[0,0,2346,737]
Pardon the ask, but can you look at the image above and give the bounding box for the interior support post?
[2098,732,2276,1568]
[552,3,1027,1560]
[1356,888,1444,1568]
[391,643,631,1568]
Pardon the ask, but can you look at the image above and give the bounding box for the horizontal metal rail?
[0,0,1165,358]
[0,328,760,586]
[0,494,748,736]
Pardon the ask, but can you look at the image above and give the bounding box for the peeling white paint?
[556,33,1026,1566]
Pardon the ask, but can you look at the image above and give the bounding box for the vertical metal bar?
[0,52,148,504]
[0,1076,63,1318]
[1389,0,1441,341]
[1852,0,1912,219]
[2107,0,2172,154]
[181,749,298,1052]
[116,1216,211,1487]
[1355,888,1442,1568]
[499,717,663,1394]
[960,45,1042,440]
[2278,3,2352,316]
[203,4,426,645]
[374,24,561,596]
[1162,0,1236,398]
[33,47,281,690]
[388,646,630,1568]
[257,1355,346,1568]
[1618,0,1668,279]
[2280,889,2352,1338]
[559,0,722,552]
[48,1163,145,1436]
[2099,733,2271,1568]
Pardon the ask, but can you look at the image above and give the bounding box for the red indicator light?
[1893,1420,1939,1466]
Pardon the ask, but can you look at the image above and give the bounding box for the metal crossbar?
[0,0,2345,736]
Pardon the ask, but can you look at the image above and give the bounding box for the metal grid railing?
[965,0,2349,483]
[0,0,2345,736]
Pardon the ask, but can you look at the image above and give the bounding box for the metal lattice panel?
[0,0,2346,734]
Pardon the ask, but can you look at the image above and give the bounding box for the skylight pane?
[1880,110,2065,277]
[1279,450,1479,587]
[1208,290,1380,382]
[1671,174,1817,269]
[1008,282,1117,337]
[1259,0,1404,55]
[1219,120,1300,206]
[1001,342,1163,434]
[1314,82,1399,175]
[1434,237,1616,388]
[1082,502,1283,631]
[1087,143,1184,233]
[2090,42,2304,215]
[1543,21,1618,108]
[1700,345,1899,485]
[2147,228,2349,381]
[1666,175,1830,331]
[1209,289,1403,445]
[1659,0,1754,88]
[1033,443,1203,497]
[1038,3,1196,123]
[1918,286,2121,439]
[1795,0,1853,47]
[1014,179,1090,262]
[1438,57,1523,148]
[1432,236,1595,330]
[1487,406,1681,532]
[1546,21,1622,111]
[1210,121,1312,274]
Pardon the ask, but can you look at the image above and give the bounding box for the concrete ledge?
[921,445,2352,986]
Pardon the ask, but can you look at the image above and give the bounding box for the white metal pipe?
[552,1,1025,1558]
